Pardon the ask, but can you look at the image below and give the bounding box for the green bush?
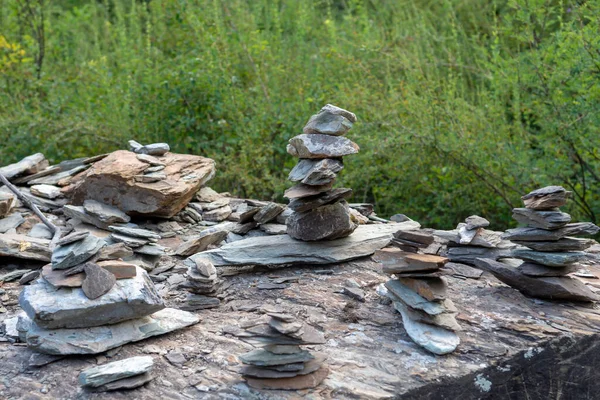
[0,0,598,229]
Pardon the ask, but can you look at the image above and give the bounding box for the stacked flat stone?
[376,249,461,355]
[179,254,221,310]
[285,104,359,241]
[237,314,328,390]
[493,186,600,301]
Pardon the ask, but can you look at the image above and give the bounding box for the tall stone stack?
[475,186,600,302]
[375,250,461,355]
[285,104,360,241]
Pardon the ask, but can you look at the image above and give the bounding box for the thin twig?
[0,173,61,249]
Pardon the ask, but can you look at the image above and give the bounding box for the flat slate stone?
[287,201,357,241]
[239,348,314,366]
[518,262,578,277]
[28,223,53,240]
[25,308,199,355]
[89,372,154,392]
[389,296,461,332]
[82,263,117,299]
[42,264,85,288]
[512,208,571,230]
[51,235,106,270]
[253,203,284,224]
[0,153,47,180]
[374,248,439,273]
[522,186,571,209]
[62,205,109,230]
[108,226,161,240]
[30,184,62,200]
[288,188,353,212]
[83,200,130,224]
[245,366,329,390]
[464,215,490,230]
[260,224,287,235]
[56,231,89,246]
[512,237,595,252]
[79,356,154,388]
[0,213,25,233]
[398,277,447,301]
[288,158,344,186]
[179,294,220,311]
[20,266,164,329]
[241,354,325,379]
[385,280,448,316]
[284,183,334,199]
[176,227,228,256]
[512,249,588,267]
[473,258,599,302]
[391,300,460,355]
[404,254,448,269]
[303,105,354,135]
[286,134,359,159]
[0,233,51,262]
[393,230,435,245]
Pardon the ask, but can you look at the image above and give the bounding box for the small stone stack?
[237,314,328,390]
[285,104,360,241]
[107,225,167,270]
[376,250,461,355]
[480,185,600,302]
[180,254,221,310]
[79,356,155,392]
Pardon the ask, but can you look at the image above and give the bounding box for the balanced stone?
[203,205,232,222]
[83,200,130,224]
[253,203,284,224]
[0,153,47,180]
[511,249,587,267]
[30,184,62,200]
[96,242,134,260]
[286,201,357,241]
[244,367,329,390]
[87,373,154,392]
[512,208,571,230]
[96,260,137,278]
[241,355,324,379]
[303,111,353,136]
[82,262,117,300]
[288,159,343,186]
[398,277,447,301]
[522,186,571,209]
[518,262,578,277]
[288,188,352,212]
[109,233,147,248]
[464,215,490,230]
[51,235,106,270]
[56,231,89,246]
[175,227,228,256]
[108,226,161,240]
[388,295,460,332]
[24,308,199,355]
[284,182,334,199]
[136,154,164,166]
[62,205,110,230]
[502,223,600,241]
[286,134,359,159]
[79,356,154,388]
[385,280,449,316]
[239,349,314,366]
[512,237,595,252]
[20,266,164,329]
[404,254,448,270]
[135,143,170,156]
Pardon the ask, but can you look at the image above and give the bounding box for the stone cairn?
[376,250,461,355]
[236,313,328,390]
[475,186,600,302]
[285,104,360,241]
[181,255,221,310]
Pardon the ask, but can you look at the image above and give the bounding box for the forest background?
[1,0,598,229]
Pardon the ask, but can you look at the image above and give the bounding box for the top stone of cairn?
[303,104,357,136]
[521,186,571,210]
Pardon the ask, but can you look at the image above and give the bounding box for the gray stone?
[89,372,154,392]
[241,355,324,379]
[202,222,419,266]
[134,172,165,183]
[20,266,164,329]
[276,208,293,225]
[512,237,595,252]
[518,262,578,277]
[288,188,353,212]
[253,203,284,224]
[458,224,479,245]
[195,186,222,202]
[25,308,199,355]
[0,153,47,180]
[203,205,232,222]
[0,213,24,233]
[0,193,14,218]
[264,344,302,354]
[287,201,357,241]
[394,230,434,245]
[0,269,30,282]
[56,231,89,246]
[201,198,230,211]
[269,318,303,335]
[260,224,288,235]
[0,233,51,261]
[28,353,65,367]
[79,356,154,388]
[188,257,216,277]
[30,184,62,200]
[179,294,220,310]
[318,104,357,123]
[2,315,20,341]
[512,249,588,267]
[446,246,512,265]
[145,165,165,173]
[96,242,134,260]
[28,223,53,239]
[284,183,334,200]
[136,154,164,166]
[19,270,40,285]
[385,280,449,316]
[176,227,228,256]
[28,166,87,185]
[83,200,130,224]
[342,286,366,302]
[240,348,314,366]
[303,106,355,136]
[134,143,170,156]
[286,134,359,159]
[62,205,110,230]
[82,262,117,300]
[128,140,143,151]
[397,277,447,301]
[108,226,161,240]
[522,186,571,209]
[109,233,147,248]
[512,208,571,230]
[388,295,460,332]
[473,258,599,302]
[391,300,460,355]
[288,159,343,186]
[464,215,490,230]
[51,235,106,270]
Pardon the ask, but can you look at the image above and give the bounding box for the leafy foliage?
[0,0,598,229]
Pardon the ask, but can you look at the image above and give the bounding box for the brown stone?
[42,264,84,288]
[67,150,216,218]
[96,243,134,261]
[82,263,117,300]
[0,193,14,218]
[404,254,448,269]
[245,366,329,390]
[398,277,447,301]
[97,260,137,279]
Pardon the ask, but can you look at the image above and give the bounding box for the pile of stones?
[376,249,461,355]
[475,186,600,302]
[79,356,155,392]
[284,104,360,241]
[179,255,221,310]
[234,313,328,390]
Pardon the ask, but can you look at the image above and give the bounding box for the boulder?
[20,266,164,329]
[286,201,357,241]
[24,308,199,355]
[68,150,216,218]
[286,134,359,159]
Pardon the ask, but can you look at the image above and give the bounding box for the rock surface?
[68,150,216,217]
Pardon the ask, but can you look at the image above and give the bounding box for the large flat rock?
[67,150,216,218]
[24,308,199,355]
[19,266,164,329]
[0,233,51,262]
[201,222,420,266]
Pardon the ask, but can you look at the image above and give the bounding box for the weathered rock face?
[286,201,357,241]
[19,267,165,329]
[68,150,216,218]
